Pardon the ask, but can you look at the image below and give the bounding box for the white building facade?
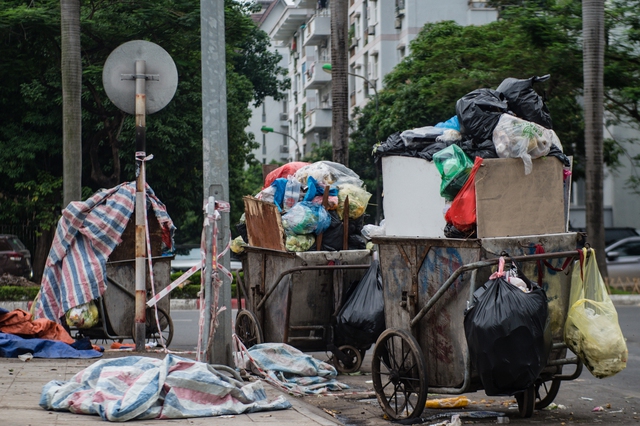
[248,0,640,233]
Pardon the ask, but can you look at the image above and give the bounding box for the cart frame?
[370,237,583,420]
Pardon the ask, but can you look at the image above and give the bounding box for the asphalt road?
[168,305,639,425]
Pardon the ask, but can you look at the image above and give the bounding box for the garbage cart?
[369,233,583,420]
[235,246,372,373]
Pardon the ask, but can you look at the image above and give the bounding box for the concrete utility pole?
[201,0,232,366]
[331,0,349,166]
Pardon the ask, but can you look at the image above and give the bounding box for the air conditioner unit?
[280,146,289,154]
[292,52,299,59]
[320,39,328,49]
[279,113,288,121]
[367,25,376,36]
[370,49,379,56]
[394,18,402,29]
[350,37,359,48]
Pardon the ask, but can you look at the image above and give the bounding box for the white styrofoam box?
[382,156,446,238]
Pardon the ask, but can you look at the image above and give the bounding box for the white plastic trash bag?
[492,114,563,174]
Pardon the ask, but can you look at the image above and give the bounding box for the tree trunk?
[61,0,82,207]
[583,0,607,275]
[331,0,349,165]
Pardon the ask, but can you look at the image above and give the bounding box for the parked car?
[571,226,639,247]
[171,246,242,272]
[0,234,33,279]
[606,236,640,280]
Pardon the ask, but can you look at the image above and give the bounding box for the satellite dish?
[103,40,178,115]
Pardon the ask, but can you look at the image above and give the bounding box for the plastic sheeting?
[40,354,291,421]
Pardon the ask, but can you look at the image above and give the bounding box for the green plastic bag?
[564,248,627,378]
[433,144,473,201]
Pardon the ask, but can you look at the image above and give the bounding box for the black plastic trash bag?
[335,260,385,347]
[496,75,552,129]
[460,138,498,160]
[456,89,508,142]
[373,132,446,162]
[464,262,551,396]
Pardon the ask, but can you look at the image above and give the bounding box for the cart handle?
[256,264,371,311]
[410,250,580,328]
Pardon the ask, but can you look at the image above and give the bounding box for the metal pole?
[201,0,232,366]
[134,59,147,352]
[201,196,214,358]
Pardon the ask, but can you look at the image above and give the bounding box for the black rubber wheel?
[535,378,561,410]
[334,345,363,374]
[235,309,263,349]
[143,307,174,347]
[372,328,428,420]
[515,385,536,418]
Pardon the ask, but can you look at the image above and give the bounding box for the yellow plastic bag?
[65,301,99,329]
[230,236,247,254]
[337,184,371,220]
[425,396,469,409]
[564,248,627,378]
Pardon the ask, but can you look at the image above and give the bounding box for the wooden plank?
[243,196,286,251]
[475,158,565,238]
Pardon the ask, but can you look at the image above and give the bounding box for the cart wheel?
[515,385,536,418]
[142,307,174,347]
[334,345,363,374]
[535,378,561,410]
[235,310,263,349]
[372,328,428,420]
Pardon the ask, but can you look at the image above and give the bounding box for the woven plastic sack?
[65,301,99,329]
[432,144,474,201]
[564,248,627,378]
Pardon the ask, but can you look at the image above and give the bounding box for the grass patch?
[0,286,40,301]
[169,270,241,298]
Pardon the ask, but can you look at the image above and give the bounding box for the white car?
[605,236,640,280]
[171,247,242,272]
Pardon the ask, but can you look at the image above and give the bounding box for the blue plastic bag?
[281,201,331,235]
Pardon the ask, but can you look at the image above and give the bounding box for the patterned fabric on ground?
[35,182,175,322]
[247,343,349,395]
[40,354,291,421]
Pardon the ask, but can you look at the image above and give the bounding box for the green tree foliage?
[343,0,640,203]
[0,0,288,246]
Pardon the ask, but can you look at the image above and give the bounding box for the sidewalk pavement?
[0,352,340,426]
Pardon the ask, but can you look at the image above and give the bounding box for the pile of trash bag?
[373,75,573,238]
[233,161,372,253]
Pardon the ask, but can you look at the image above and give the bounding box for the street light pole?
[261,126,301,161]
[322,64,381,224]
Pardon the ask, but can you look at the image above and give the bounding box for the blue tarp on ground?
[0,332,102,359]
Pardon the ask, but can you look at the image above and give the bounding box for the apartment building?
[249,0,640,232]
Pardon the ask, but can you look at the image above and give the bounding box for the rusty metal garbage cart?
[235,246,372,373]
[73,216,174,347]
[369,233,583,420]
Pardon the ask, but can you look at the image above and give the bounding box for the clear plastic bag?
[65,301,99,329]
[281,201,331,235]
[283,177,302,211]
[400,126,444,148]
[285,234,315,252]
[432,144,473,201]
[361,220,386,240]
[492,114,563,175]
[337,184,372,220]
[294,161,363,187]
[564,248,628,378]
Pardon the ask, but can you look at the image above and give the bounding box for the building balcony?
[304,63,331,90]
[303,14,331,47]
[305,108,331,132]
